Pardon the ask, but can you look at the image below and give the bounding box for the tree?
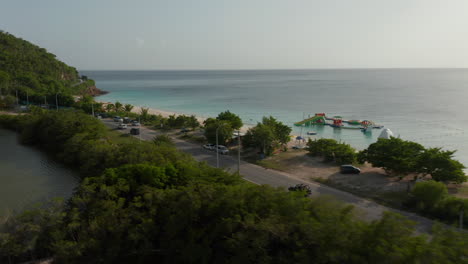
[242,116,291,156]
[307,138,357,165]
[217,110,243,130]
[124,104,134,113]
[140,107,149,121]
[359,137,424,175]
[105,103,114,112]
[0,70,10,95]
[114,101,123,112]
[186,115,200,130]
[416,148,467,183]
[243,123,275,155]
[204,118,234,145]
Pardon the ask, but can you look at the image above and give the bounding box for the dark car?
[130,128,140,135]
[340,165,361,174]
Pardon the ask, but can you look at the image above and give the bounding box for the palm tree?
[124,104,134,113]
[140,107,149,121]
[105,103,114,112]
[114,101,123,112]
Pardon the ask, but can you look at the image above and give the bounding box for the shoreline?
[96,99,252,133]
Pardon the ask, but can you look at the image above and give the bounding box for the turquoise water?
[82,69,468,166]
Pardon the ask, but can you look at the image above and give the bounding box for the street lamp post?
[237,130,241,174]
[215,124,226,168]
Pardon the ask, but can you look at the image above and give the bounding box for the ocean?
[81,69,468,167]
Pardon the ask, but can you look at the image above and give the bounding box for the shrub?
[410,181,448,212]
[306,138,356,165]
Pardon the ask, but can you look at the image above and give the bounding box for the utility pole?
[237,130,241,174]
[215,123,225,168]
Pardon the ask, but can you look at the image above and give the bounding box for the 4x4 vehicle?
[203,144,215,150]
[340,165,361,174]
[130,128,140,135]
[216,145,229,155]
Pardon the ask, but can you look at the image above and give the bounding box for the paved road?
[104,119,436,233]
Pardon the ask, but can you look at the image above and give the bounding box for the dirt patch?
[259,150,409,195]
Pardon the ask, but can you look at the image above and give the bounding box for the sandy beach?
[96,100,252,133]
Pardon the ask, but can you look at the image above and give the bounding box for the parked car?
[340,165,361,174]
[292,145,305,149]
[123,117,131,124]
[113,116,121,122]
[180,128,189,133]
[100,113,109,118]
[130,128,140,135]
[203,144,215,150]
[118,123,127,129]
[132,120,140,126]
[216,145,229,155]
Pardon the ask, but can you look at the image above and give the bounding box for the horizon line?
[79,67,468,72]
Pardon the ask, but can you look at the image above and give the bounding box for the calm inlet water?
[83,69,468,166]
[0,129,78,216]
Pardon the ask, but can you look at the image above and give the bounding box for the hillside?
[0,30,105,106]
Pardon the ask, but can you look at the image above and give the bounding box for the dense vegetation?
[1,110,467,263]
[242,116,291,156]
[306,138,357,165]
[358,137,467,183]
[0,31,95,108]
[407,181,468,227]
[203,111,243,145]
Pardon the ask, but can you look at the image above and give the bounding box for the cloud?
[136,37,145,48]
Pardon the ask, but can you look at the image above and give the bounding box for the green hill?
[0,30,101,107]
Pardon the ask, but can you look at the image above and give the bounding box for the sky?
[1,0,468,70]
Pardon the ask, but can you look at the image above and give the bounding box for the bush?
[410,181,448,212]
[306,138,356,165]
[434,196,468,226]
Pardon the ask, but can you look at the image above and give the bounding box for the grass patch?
[105,128,139,144]
[178,133,206,144]
[256,159,286,171]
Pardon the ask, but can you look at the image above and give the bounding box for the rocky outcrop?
[81,85,108,97]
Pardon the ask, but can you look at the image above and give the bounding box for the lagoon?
[0,129,78,216]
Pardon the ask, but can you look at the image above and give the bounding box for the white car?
[203,144,215,150]
[216,145,229,155]
[118,123,127,129]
